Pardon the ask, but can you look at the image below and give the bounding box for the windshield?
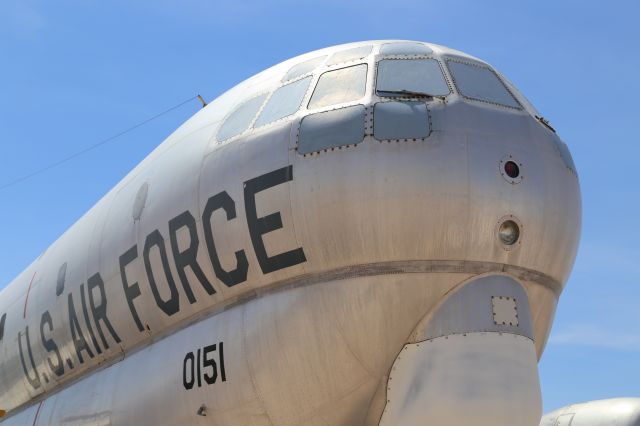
[376,59,450,97]
[217,94,268,141]
[254,77,312,127]
[308,64,367,109]
[447,61,521,108]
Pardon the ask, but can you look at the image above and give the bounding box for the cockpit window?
[376,59,449,97]
[308,64,368,109]
[327,45,372,66]
[283,56,326,82]
[447,61,521,108]
[254,76,312,127]
[380,42,433,56]
[217,93,268,141]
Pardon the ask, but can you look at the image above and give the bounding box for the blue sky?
[1,0,638,413]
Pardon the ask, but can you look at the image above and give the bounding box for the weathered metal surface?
[541,398,640,426]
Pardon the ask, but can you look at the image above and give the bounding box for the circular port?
[498,220,520,246]
[504,161,520,178]
[499,155,523,184]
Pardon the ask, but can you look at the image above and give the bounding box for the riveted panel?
[282,56,326,82]
[327,45,372,66]
[491,296,519,326]
[373,101,430,140]
[381,333,541,426]
[298,105,365,154]
[380,42,433,56]
[551,134,578,175]
[418,274,533,340]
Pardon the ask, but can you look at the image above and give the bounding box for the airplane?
[540,398,640,425]
[0,39,630,425]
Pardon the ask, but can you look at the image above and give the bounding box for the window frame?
[445,59,523,110]
[216,92,269,142]
[326,45,373,66]
[307,63,369,111]
[282,55,327,83]
[374,57,452,99]
[253,75,314,129]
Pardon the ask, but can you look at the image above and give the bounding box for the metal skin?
[541,398,640,425]
[0,41,581,425]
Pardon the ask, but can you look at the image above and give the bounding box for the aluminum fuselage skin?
[0,41,580,425]
[541,398,640,426]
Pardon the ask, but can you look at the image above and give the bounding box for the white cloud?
[549,324,640,352]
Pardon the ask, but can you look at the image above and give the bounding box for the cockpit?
[215,41,530,155]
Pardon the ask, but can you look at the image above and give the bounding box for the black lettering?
[18,327,41,389]
[202,344,217,384]
[80,283,102,355]
[68,293,95,363]
[183,352,195,390]
[169,211,217,303]
[40,311,64,377]
[144,230,180,316]
[244,166,307,273]
[202,191,249,287]
[88,273,121,349]
[120,245,144,332]
[183,341,226,390]
[219,341,226,382]
[196,348,202,388]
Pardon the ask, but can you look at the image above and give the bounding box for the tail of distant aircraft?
[541,398,640,425]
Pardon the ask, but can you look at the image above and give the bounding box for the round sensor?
[499,155,524,184]
[504,161,520,178]
[498,220,520,246]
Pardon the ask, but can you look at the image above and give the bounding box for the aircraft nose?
[291,101,581,287]
[460,108,581,286]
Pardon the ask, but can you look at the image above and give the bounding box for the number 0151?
[183,342,227,390]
